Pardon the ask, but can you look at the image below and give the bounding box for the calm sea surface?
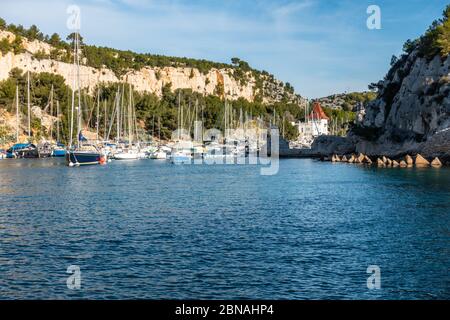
[0,158,449,299]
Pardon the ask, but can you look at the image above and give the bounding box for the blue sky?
[1,0,448,98]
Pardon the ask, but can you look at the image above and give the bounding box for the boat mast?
[116,86,121,143]
[76,32,82,149]
[50,85,54,142]
[115,89,119,142]
[27,71,31,140]
[104,99,107,141]
[69,30,79,149]
[158,116,161,144]
[16,85,19,143]
[128,84,132,145]
[177,91,181,140]
[56,100,60,143]
[120,84,125,142]
[131,87,139,146]
[96,89,100,143]
[152,115,155,139]
[224,100,227,142]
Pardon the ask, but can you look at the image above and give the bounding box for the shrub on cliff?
[436,6,450,56]
[404,5,450,58]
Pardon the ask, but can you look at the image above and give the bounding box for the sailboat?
[6,80,40,159]
[150,117,169,160]
[51,100,66,157]
[170,92,193,164]
[66,31,104,167]
[114,84,144,160]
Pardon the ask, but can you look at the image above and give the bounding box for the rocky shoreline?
[322,152,445,168]
[310,129,450,166]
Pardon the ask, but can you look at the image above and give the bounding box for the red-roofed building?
[306,102,330,121]
[295,102,329,140]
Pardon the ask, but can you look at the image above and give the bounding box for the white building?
[296,102,329,137]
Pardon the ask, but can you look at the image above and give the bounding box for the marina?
[0,0,449,305]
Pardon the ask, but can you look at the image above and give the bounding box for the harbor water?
[0,159,449,299]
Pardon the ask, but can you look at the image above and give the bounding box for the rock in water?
[348,155,355,163]
[364,155,373,164]
[405,155,414,166]
[392,160,400,167]
[377,158,385,167]
[431,157,442,168]
[415,154,430,167]
[386,158,392,166]
[382,156,388,164]
[356,153,365,163]
[342,155,348,162]
[399,160,407,168]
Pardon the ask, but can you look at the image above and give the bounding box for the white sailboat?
[171,92,193,164]
[114,84,143,160]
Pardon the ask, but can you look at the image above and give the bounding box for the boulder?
[335,155,341,162]
[415,154,430,167]
[356,153,365,163]
[386,158,392,166]
[342,155,348,162]
[348,155,355,163]
[377,158,385,167]
[405,155,414,166]
[399,160,407,167]
[392,160,400,167]
[364,155,373,164]
[382,156,388,164]
[431,157,442,168]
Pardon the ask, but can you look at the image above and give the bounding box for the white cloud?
[272,0,315,18]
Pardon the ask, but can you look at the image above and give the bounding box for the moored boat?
[6,143,39,159]
[66,31,104,167]
[66,144,104,166]
[114,147,141,160]
[51,143,66,157]
[38,142,53,158]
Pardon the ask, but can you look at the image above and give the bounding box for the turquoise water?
[0,158,449,299]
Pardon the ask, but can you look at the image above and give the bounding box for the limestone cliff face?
[0,30,305,105]
[350,50,450,159]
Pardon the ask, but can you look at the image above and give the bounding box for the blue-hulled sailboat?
[66,31,103,167]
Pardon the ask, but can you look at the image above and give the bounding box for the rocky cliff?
[0,30,306,106]
[349,50,450,160]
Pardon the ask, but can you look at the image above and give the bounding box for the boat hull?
[16,149,40,159]
[114,153,140,160]
[52,149,66,157]
[150,152,167,160]
[66,151,101,166]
